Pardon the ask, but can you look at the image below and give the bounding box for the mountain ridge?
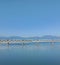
[0,35,60,40]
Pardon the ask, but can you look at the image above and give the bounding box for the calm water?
[0,42,60,65]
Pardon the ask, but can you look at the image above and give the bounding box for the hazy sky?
[0,0,60,36]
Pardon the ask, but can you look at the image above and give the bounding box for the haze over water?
[0,42,60,65]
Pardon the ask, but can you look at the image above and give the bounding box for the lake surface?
[0,42,60,65]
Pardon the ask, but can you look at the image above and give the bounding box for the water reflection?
[0,42,60,50]
[0,43,60,65]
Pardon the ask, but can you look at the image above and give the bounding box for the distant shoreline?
[0,39,60,44]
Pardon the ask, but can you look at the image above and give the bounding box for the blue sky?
[0,0,60,36]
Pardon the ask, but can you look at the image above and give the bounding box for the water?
[0,42,60,65]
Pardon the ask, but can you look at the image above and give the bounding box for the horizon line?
[0,35,60,37]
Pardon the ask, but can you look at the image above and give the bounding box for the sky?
[0,0,60,36]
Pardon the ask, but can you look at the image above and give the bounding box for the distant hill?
[0,35,60,40]
[40,35,60,39]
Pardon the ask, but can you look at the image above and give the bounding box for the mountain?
[40,35,60,39]
[0,35,60,40]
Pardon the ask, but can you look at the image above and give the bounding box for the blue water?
[0,42,60,65]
